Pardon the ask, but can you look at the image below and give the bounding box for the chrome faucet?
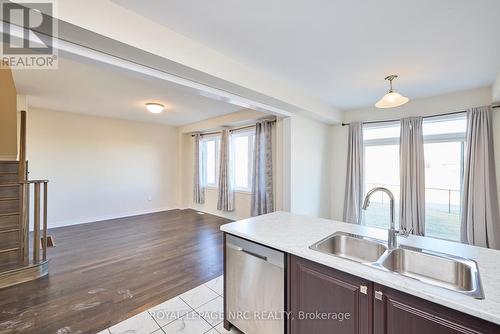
[362,187,411,249]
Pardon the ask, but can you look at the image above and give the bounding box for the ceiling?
[11,54,242,126]
[112,0,500,110]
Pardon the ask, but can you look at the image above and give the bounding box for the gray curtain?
[251,120,274,216]
[217,129,234,212]
[343,123,364,224]
[399,117,426,235]
[461,106,500,249]
[193,134,205,204]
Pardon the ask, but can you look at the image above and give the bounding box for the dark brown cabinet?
[288,256,500,334]
[288,255,373,334]
[373,284,499,334]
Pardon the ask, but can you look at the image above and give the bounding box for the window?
[198,130,255,192]
[362,115,466,241]
[231,130,255,192]
[363,122,401,229]
[201,136,220,187]
[423,115,466,241]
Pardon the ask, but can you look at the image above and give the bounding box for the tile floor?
[97,276,242,334]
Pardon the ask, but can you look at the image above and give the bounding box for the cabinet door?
[289,255,372,334]
[373,284,500,334]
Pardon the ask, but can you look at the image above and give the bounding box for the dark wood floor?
[0,209,230,334]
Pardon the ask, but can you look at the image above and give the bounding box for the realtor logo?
[1,1,58,69]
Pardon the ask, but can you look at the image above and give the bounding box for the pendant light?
[375,75,409,108]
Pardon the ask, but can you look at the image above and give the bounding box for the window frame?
[363,121,400,147]
[231,129,255,193]
[360,114,467,241]
[201,134,220,189]
[362,122,402,228]
[422,114,466,241]
[423,114,466,144]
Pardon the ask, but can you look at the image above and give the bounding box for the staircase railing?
[17,110,49,265]
[20,180,49,264]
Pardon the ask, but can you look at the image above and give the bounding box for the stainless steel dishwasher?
[226,234,285,334]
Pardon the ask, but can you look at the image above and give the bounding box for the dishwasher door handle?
[227,243,268,261]
[241,249,268,261]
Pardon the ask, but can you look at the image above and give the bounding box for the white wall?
[27,108,179,228]
[290,115,332,218]
[343,86,493,124]
[493,72,500,103]
[330,124,349,220]
[330,86,496,221]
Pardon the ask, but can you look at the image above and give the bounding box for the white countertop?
[220,211,500,325]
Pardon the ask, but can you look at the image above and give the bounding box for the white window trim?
[202,135,221,188]
[423,112,466,123]
[364,137,399,147]
[362,116,467,241]
[363,121,400,147]
[364,133,466,146]
[231,129,255,193]
[424,132,466,144]
[423,113,466,143]
[363,120,400,129]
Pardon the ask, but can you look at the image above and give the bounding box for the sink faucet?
[362,187,411,249]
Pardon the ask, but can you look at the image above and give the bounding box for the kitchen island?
[221,211,500,333]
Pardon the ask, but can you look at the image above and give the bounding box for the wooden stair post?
[19,110,29,265]
[18,110,27,183]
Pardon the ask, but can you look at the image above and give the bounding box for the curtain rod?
[341,105,500,127]
[190,119,276,137]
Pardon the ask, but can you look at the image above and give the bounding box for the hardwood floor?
[0,209,231,334]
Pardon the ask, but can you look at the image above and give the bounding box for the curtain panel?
[193,133,205,204]
[343,122,364,224]
[461,106,500,249]
[251,120,274,216]
[399,117,426,235]
[217,129,234,212]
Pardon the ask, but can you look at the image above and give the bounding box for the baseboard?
[188,205,246,221]
[46,206,177,229]
[44,206,242,230]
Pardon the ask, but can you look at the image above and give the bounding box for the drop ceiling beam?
[4,0,342,123]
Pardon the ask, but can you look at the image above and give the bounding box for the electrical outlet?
[148,196,152,202]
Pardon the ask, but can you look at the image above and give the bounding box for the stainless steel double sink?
[309,232,484,299]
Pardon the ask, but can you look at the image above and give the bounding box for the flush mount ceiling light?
[375,75,409,109]
[145,103,164,114]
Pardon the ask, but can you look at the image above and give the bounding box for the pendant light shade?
[375,75,409,108]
